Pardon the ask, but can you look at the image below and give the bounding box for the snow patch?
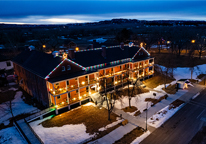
[192,92,200,99]
[115,91,166,113]
[0,126,26,144]
[83,102,95,107]
[147,103,185,128]
[0,91,37,125]
[98,118,123,131]
[8,82,16,86]
[131,130,151,144]
[30,116,94,144]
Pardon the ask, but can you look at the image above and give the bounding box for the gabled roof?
[73,46,141,67]
[12,45,151,80]
[12,50,63,78]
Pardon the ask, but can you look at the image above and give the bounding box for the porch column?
[54,96,58,115]
[77,78,80,88]
[65,80,68,92]
[52,83,55,91]
[114,76,116,90]
[87,75,89,85]
[67,93,69,104]
[121,74,123,88]
[88,86,91,95]
[95,73,97,92]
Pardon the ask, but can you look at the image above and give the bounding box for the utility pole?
[146,102,148,131]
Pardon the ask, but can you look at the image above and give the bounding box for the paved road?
[141,89,206,144]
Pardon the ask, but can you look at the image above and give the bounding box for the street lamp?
[191,40,195,43]
[43,45,46,48]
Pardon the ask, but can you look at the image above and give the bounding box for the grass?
[120,87,149,97]
[162,84,176,94]
[41,103,120,136]
[144,75,175,89]
[122,106,138,113]
[0,90,16,104]
[145,94,168,106]
[169,99,185,110]
[114,127,144,144]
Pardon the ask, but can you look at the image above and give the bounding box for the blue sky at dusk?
[0,0,205,24]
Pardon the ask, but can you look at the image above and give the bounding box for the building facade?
[13,44,154,111]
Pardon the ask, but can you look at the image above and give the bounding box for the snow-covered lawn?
[30,116,94,144]
[115,91,167,116]
[147,103,185,128]
[0,126,26,144]
[0,90,37,125]
[30,102,121,144]
[173,64,206,81]
[131,130,151,144]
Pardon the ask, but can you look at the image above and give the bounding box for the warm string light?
[75,45,121,53]
[45,58,86,79]
[132,47,150,60]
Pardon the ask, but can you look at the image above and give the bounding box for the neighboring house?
[0,54,13,70]
[12,44,154,113]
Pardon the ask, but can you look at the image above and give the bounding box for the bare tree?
[155,65,173,89]
[100,78,117,121]
[0,93,15,120]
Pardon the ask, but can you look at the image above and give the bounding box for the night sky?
[0,0,206,24]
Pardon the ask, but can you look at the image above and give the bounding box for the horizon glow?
[0,1,205,24]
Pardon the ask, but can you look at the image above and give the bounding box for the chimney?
[120,42,124,50]
[89,44,93,49]
[101,45,106,59]
[68,49,75,60]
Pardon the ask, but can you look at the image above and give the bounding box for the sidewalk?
[91,84,205,144]
[16,119,42,144]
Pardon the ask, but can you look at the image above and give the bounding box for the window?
[57,96,61,99]
[6,61,11,67]
[67,80,69,85]
[67,65,71,70]
[62,66,65,71]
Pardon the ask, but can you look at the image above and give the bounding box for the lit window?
[67,65,71,70]
[62,66,65,71]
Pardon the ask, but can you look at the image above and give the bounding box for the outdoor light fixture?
[115,81,117,84]
[79,96,82,99]
[84,94,86,96]
[71,85,74,88]
[191,40,195,43]
[50,89,52,91]
[59,88,62,91]
[62,102,64,104]
[63,53,68,59]
[74,98,76,100]
[53,91,55,94]
[82,81,85,85]
[75,47,79,51]
[43,45,46,48]
[89,92,91,94]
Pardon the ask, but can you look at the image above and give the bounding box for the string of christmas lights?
[45,58,85,80]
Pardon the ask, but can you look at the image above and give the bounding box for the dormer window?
[62,66,65,71]
[67,65,71,70]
